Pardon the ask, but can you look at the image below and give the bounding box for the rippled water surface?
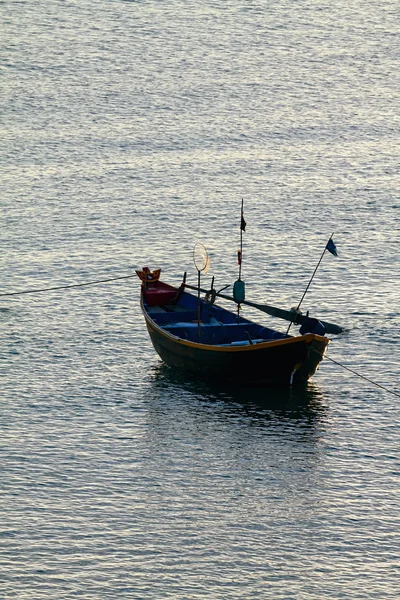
[2,0,399,598]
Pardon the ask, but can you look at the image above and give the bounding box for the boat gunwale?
[140,290,330,354]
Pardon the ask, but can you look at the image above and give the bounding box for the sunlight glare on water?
[1,0,399,598]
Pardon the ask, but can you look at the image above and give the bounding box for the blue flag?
[326,238,338,257]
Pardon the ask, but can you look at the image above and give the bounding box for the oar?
[184,283,343,334]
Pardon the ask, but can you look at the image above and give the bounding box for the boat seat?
[147,306,167,314]
[153,310,197,325]
[163,322,270,345]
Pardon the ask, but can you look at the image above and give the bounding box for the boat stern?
[294,334,330,383]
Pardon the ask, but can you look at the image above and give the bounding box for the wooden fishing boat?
[136,267,330,387]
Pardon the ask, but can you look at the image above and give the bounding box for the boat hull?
[143,306,328,387]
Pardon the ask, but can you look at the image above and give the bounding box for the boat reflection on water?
[143,364,330,481]
[147,362,328,426]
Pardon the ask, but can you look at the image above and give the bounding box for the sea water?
[1,0,399,597]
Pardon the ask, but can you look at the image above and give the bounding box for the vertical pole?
[239,198,243,281]
[197,269,201,341]
[237,198,244,319]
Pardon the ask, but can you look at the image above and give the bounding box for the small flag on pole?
[240,210,246,232]
[237,249,242,265]
[326,238,338,257]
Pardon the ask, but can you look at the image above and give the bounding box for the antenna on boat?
[233,198,246,317]
[286,232,338,335]
[193,243,210,341]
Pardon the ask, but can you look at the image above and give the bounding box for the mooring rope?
[325,356,400,398]
[310,347,400,398]
[0,273,137,297]
[1,275,398,398]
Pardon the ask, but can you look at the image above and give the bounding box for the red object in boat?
[136,268,178,306]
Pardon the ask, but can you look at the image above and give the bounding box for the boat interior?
[145,288,287,346]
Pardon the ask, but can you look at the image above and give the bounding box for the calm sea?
[2,0,399,598]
